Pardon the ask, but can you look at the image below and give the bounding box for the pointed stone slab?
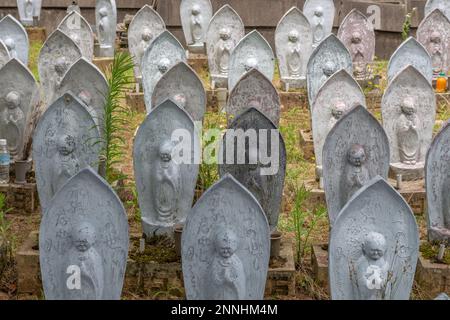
[151,62,206,122]
[40,167,129,300]
[134,99,200,238]
[0,58,39,160]
[426,121,450,242]
[142,31,187,111]
[275,7,312,88]
[417,9,450,77]
[228,30,275,91]
[128,5,166,81]
[425,0,450,21]
[18,0,42,26]
[58,11,94,61]
[219,108,286,232]
[95,0,117,57]
[0,15,29,65]
[33,93,102,212]
[182,174,270,300]
[337,9,375,77]
[312,70,366,176]
[307,34,352,107]
[38,30,82,108]
[329,177,419,300]
[303,0,335,48]
[226,69,281,127]
[387,37,433,84]
[0,40,11,69]
[55,57,108,132]
[206,4,245,88]
[180,0,213,52]
[381,65,436,180]
[323,105,390,227]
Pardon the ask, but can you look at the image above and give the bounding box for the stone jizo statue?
[396,97,420,165]
[216,27,233,75]
[345,144,370,201]
[1,91,24,157]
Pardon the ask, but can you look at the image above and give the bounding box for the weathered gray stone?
[275,7,312,89]
[180,0,212,53]
[38,30,82,108]
[182,174,270,300]
[323,105,390,227]
[128,5,165,84]
[388,37,433,84]
[95,0,117,57]
[133,99,200,238]
[425,0,450,21]
[58,11,94,61]
[312,70,366,178]
[417,9,450,78]
[0,15,29,66]
[55,57,108,133]
[303,0,335,49]
[39,167,129,300]
[425,120,450,242]
[307,34,352,107]
[151,62,206,122]
[0,40,11,69]
[382,65,436,181]
[219,108,286,232]
[228,30,275,91]
[0,58,39,161]
[329,176,419,300]
[142,31,186,111]
[17,0,42,26]
[226,68,281,127]
[206,4,244,89]
[67,2,81,14]
[337,9,375,80]
[33,93,102,212]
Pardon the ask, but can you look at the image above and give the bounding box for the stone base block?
[125,92,146,113]
[311,243,329,293]
[389,162,425,181]
[265,238,296,297]
[210,75,228,89]
[93,57,114,75]
[415,253,450,299]
[187,45,206,55]
[299,129,314,162]
[280,78,306,91]
[279,90,309,111]
[26,27,47,43]
[187,54,208,75]
[305,178,426,215]
[17,231,41,295]
[0,182,38,214]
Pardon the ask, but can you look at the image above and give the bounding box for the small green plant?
[0,193,13,274]
[290,184,326,268]
[98,52,135,184]
[402,12,413,41]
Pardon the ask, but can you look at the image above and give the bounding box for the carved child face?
[314,7,324,18]
[351,32,362,44]
[158,58,171,74]
[331,102,346,119]
[57,134,76,156]
[347,144,366,167]
[323,61,336,76]
[288,30,299,43]
[363,232,387,261]
[99,7,108,18]
[54,57,68,76]
[191,5,201,16]
[142,28,152,42]
[5,91,20,110]
[219,28,231,41]
[431,31,442,44]
[400,98,416,116]
[159,140,175,163]
[72,222,96,252]
[4,38,15,51]
[215,229,238,259]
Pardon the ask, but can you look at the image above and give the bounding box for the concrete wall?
[0,0,429,59]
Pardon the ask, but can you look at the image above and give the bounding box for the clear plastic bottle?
[0,139,10,184]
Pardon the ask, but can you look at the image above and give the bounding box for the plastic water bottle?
[0,139,10,185]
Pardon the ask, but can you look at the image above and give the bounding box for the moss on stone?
[420,242,450,265]
[130,236,180,264]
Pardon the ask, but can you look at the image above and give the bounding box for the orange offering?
[436,72,447,93]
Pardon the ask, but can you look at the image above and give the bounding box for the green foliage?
[28,41,43,82]
[0,193,14,272]
[402,12,412,41]
[99,52,135,184]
